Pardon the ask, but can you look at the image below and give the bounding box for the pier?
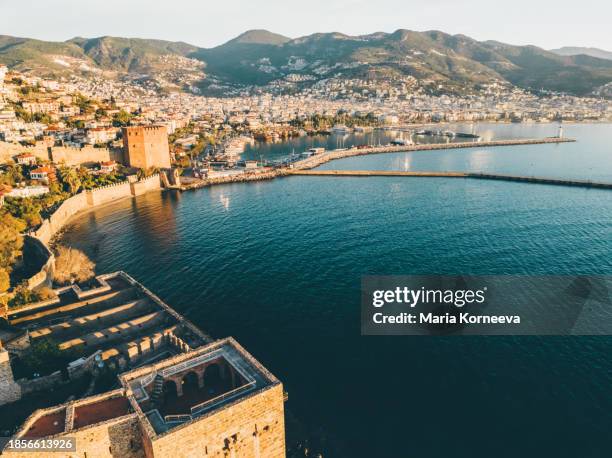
[289,170,612,190]
[289,137,575,171]
[178,137,577,190]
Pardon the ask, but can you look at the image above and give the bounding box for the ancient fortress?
[123,126,171,170]
[0,120,285,454]
[0,272,286,457]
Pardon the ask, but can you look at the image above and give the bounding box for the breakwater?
[289,137,575,171]
[289,170,612,190]
[179,137,575,190]
[179,169,279,190]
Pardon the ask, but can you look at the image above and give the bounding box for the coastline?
[20,136,574,290]
[179,137,575,190]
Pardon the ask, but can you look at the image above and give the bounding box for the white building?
[7,185,49,198]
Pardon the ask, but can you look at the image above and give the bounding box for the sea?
[60,123,612,457]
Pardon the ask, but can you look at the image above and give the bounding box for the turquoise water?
[61,124,612,457]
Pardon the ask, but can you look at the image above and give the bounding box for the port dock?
[289,170,612,190]
[179,137,577,190]
[289,137,575,171]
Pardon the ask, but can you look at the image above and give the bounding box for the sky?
[1,0,611,51]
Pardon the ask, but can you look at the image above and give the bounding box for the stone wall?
[21,235,55,290]
[4,412,144,458]
[17,370,63,396]
[86,181,132,207]
[130,174,161,196]
[0,349,22,405]
[41,192,88,244]
[0,142,125,167]
[149,383,286,458]
[50,145,123,166]
[0,142,49,164]
[24,178,162,294]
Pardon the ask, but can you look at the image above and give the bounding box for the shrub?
[53,246,95,285]
[8,283,41,308]
[0,268,10,294]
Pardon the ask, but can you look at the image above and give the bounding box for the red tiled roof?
[31,166,54,174]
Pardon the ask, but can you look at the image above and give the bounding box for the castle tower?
[0,342,22,405]
[122,125,171,170]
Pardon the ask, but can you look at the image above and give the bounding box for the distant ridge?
[223,29,291,46]
[1,30,612,97]
[551,47,612,61]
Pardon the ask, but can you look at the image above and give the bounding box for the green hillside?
[1,30,611,97]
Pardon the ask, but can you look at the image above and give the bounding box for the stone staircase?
[150,374,165,405]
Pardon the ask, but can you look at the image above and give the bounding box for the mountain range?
[1,30,612,97]
[550,47,612,62]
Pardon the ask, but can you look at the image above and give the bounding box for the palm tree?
[58,167,81,195]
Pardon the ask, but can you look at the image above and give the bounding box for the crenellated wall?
[50,146,124,166]
[86,181,132,207]
[130,174,162,196]
[24,177,163,290]
[0,142,124,167]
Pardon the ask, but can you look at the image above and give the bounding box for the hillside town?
[1,63,611,153]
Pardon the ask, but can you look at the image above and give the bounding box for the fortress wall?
[48,192,89,238]
[86,181,132,207]
[17,370,63,396]
[23,178,162,293]
[150,383,286,458]
[0,142,50,164]
[50,146,114,166]
[130,174,161,196]
[0,350,22,405]
[3,414,143,458]
[22,235,55,290]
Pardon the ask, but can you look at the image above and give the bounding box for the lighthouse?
[558,125,564,138]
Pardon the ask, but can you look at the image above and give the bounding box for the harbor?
[178,136,576,190]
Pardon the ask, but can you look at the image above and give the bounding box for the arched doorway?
[162,380,178,399]
[182,371,199,395]
[203,363,223,393]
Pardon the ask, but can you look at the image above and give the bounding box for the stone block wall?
[0,349,22,405]
[18,370,63,396]
[21,235,55,290]
[86,181,132,206]
[3,414,144,458]
[149,383,286,458]
[50,146,112,166]
[130,174,161,196]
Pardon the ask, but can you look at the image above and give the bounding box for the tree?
[58,166,82,195]
[53,246,95,285]
[112,109,133,127]
[0,211,25,269]
[0,269,10,293]
[0,163,25,185]
[4,197,42,229]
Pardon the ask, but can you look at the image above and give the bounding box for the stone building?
[1,273,286,457]
[123,126,171,169]
[3,338,285,458]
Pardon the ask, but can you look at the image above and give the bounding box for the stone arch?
[203,363,222,390]
[181,371,199,394]
[162,380,178,399]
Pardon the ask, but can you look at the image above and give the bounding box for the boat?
[331,125,351,134]
[455,132,480,139]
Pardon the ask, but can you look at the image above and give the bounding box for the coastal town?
[0,52,610,457]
